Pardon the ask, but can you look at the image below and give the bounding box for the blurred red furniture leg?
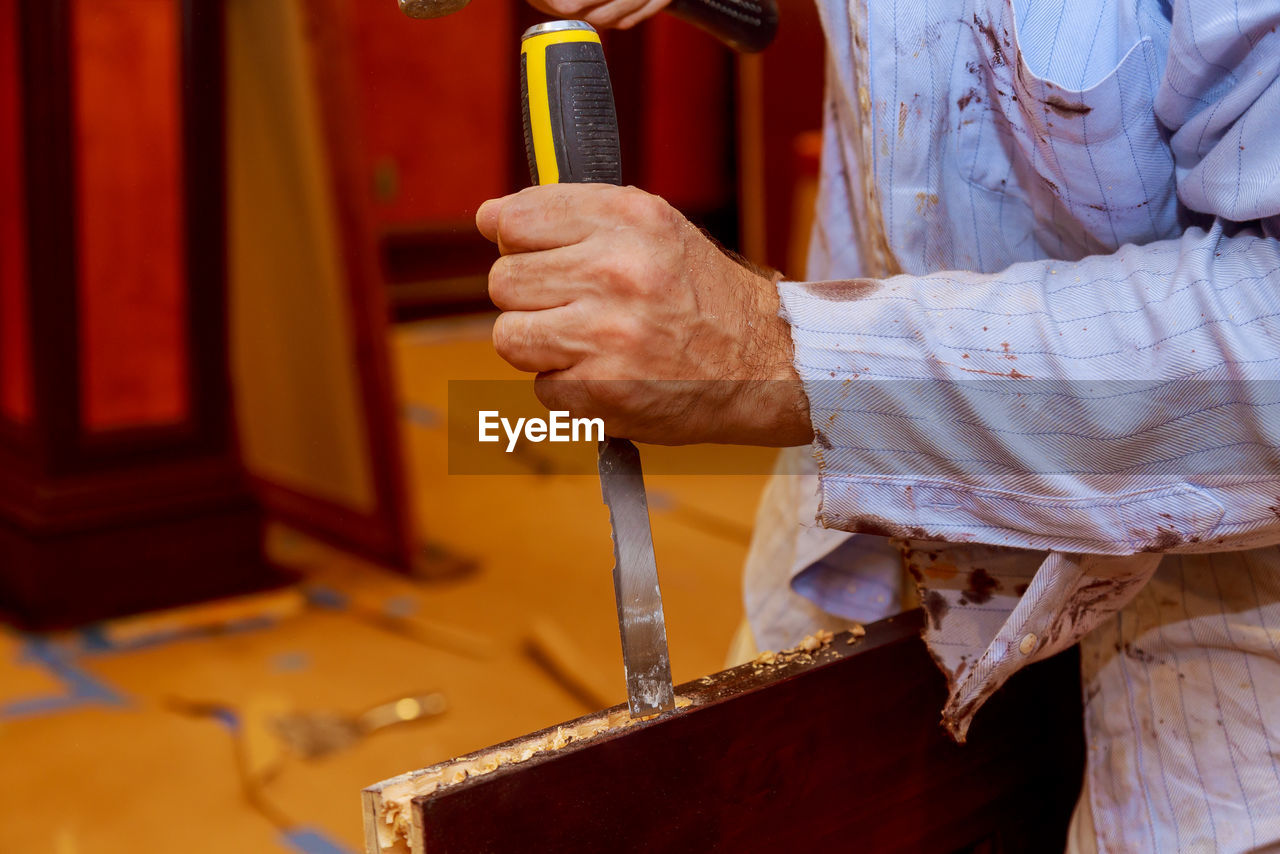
[0,0,279,629]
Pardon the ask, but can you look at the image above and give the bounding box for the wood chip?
[751,629,838,670]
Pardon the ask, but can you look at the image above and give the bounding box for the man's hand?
[525,0,671,30]
[476,184,812,447]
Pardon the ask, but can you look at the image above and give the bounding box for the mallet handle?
[665,0,778,53]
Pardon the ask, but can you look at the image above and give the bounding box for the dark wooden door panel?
[365,611,1084,854]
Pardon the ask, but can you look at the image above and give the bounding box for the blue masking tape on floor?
[304,585,349,611]
[0,637,128,720]
[271,650,312,673]
[383,595,417,618]
[207,704,240,732]
[78,624,115,652]
[282,828,356,854]
[75,616,281,656]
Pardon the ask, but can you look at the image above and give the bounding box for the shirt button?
[1019,633,1038,655]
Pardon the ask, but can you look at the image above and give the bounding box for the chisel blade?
[598,435,675,717]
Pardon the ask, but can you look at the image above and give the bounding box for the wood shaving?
[751,629,840,671]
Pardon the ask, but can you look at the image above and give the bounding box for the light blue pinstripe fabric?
[748,0,1280,849]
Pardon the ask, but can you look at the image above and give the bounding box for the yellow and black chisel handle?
[520,21,622,188]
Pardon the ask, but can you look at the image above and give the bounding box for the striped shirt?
[744,0,1280,849]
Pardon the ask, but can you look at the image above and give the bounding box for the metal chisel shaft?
[598,436,675,715]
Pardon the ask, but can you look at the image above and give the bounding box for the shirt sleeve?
[780,9,1280,557]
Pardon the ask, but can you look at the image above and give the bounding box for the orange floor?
[0,319,774,853]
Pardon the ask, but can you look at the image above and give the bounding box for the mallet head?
[398,0,472,19]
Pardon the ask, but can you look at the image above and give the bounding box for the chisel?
[519,20,675,717]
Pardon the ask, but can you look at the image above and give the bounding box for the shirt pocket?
[953,5,1177,255]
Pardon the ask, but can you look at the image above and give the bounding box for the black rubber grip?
[519,53,539,184]
[664,0,779,53]
[544,41,622,186]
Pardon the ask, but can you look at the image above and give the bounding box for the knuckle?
[492,313,522,360]
[487,257,515,305]
[495,202,528,242]
[491,314,510,354]
[652,196,682,229]
[535,375,588,415]
[616,187,654,222]
[548,190,574,228]
[629,187,665,220]
[533,375,567,411]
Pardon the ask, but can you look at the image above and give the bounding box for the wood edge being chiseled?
[360,620,890,854]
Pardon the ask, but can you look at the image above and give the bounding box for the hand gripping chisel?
[519,21,675,716]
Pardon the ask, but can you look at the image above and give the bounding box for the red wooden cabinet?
[0,0,277,629]
[348,1,741,319]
